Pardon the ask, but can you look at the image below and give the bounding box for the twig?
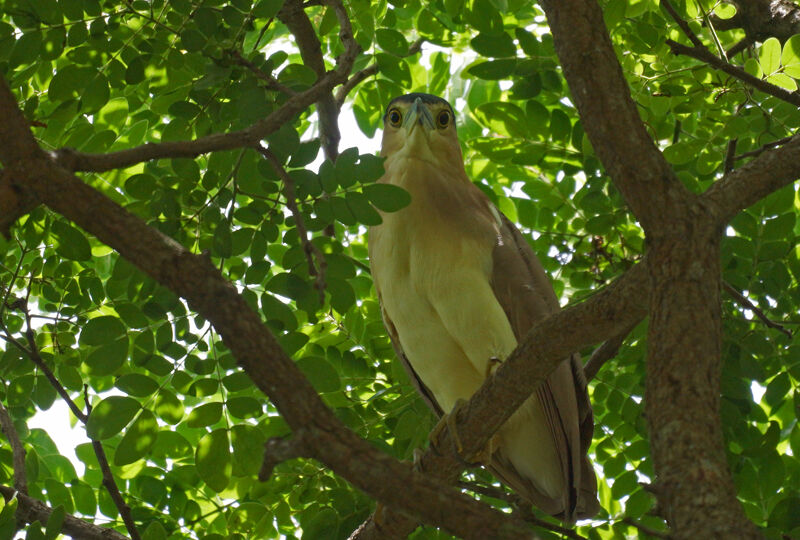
[0,402,27,494]
[335,38,425,108]
[661,0,704,47]
[622,517,669,538]
[84,388,142,540]
[724,139,737,173]
[726,37,753,59]
[0,240,27,319]
[734,134,795,161]
[257,146,327,301]
[457,482,586,540]
[666,39,800,108]
[229,50,297,95]
[583,320,638,381]
[722,281,793,338]
[0,327,88,423]
[0,485,129,540]
[13,292,141,540]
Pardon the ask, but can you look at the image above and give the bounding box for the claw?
[429,398,498,467]
[486,355,502,378]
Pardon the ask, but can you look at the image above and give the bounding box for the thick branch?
[0,485,128,540]
[645,225,761,538]
[538,0,689,234]
[666,39,800,108]
[722,0,800,42]
[704,133,800,222]
[279,0,342,161]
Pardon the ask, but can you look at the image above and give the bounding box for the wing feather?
[489,211,599,521]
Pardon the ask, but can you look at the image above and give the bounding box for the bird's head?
[380,93,464,171]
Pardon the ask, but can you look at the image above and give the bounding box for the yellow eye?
[387,108,402,127]
[437,110,451,128]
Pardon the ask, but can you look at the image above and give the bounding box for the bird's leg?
[429,399,499,467]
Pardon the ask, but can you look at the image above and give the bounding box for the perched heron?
[368,93,599,522]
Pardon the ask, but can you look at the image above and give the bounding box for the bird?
[368,93,599,522]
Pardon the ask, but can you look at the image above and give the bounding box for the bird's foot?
[485,356,502,378]
[429,398,498,467]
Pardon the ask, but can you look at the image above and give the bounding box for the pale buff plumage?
[368,93,599,522]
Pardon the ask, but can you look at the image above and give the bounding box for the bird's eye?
[437,110,451,128]
[387,108,402,127]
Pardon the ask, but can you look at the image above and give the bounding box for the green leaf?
[254,0,283,18]
[474,102,528,138]
[114,410,158,465]
[226,396,263,419]
[154,390,184,424]
[44,505,65,540]
[9,32,41,67]
[180,28,206,52]
[467,59,517,80]
[760,37,781,75]
[49,66,97,103]
[376,28,409,56]
[141,521,168,540]
[782,35,800,78]
[86,396,140,440]
[196,429,232,492]
[80,316,126,346]
[187,402,223,427]
[345,192,382,226]
[471,32,516,58]
[85,337,128,376]
[231,424,267,477]
[52,220,92,261]
[296,356,340,393]
[82,73,110,113]
[376,54,411,87]
[363,183,411,212]
[766,72,797,90]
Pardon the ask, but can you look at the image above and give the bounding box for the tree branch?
[278,0,344,162]
[583,320,639,381]
[257,146,327,301]
[0,402,27,495]
[665,39,800,108]
[0,485,129,540]
[734,134,795,161]
[717,0,800,43]
[661,0,704,47]
[704,133,800,223]
[722,281,793,337]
